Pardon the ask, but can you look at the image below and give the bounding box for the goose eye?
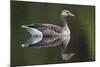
[66,12,69,13]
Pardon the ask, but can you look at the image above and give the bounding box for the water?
[11,1,95,66]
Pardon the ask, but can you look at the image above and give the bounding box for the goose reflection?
[22,32,65,48]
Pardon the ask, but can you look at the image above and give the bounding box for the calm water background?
[11,1,95,66]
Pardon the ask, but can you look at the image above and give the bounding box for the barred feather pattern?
[23,23,66,48]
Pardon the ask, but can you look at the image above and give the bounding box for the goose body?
[22,23,70,47]
[21,10,75,60]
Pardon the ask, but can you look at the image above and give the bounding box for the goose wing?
[26,23,63,34]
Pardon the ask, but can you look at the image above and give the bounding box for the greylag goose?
[21,10,75,60]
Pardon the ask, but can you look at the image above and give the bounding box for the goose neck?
[61,16,70,34]
[61,16,69,28]
[61,16,67,24]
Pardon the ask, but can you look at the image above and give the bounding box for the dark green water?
[11,1,95,66]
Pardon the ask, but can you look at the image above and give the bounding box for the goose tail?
[21,25,43,47]
[21,25,43,36]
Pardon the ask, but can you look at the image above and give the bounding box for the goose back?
[26,23,63,36]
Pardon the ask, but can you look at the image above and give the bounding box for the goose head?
[61,10,75,17]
